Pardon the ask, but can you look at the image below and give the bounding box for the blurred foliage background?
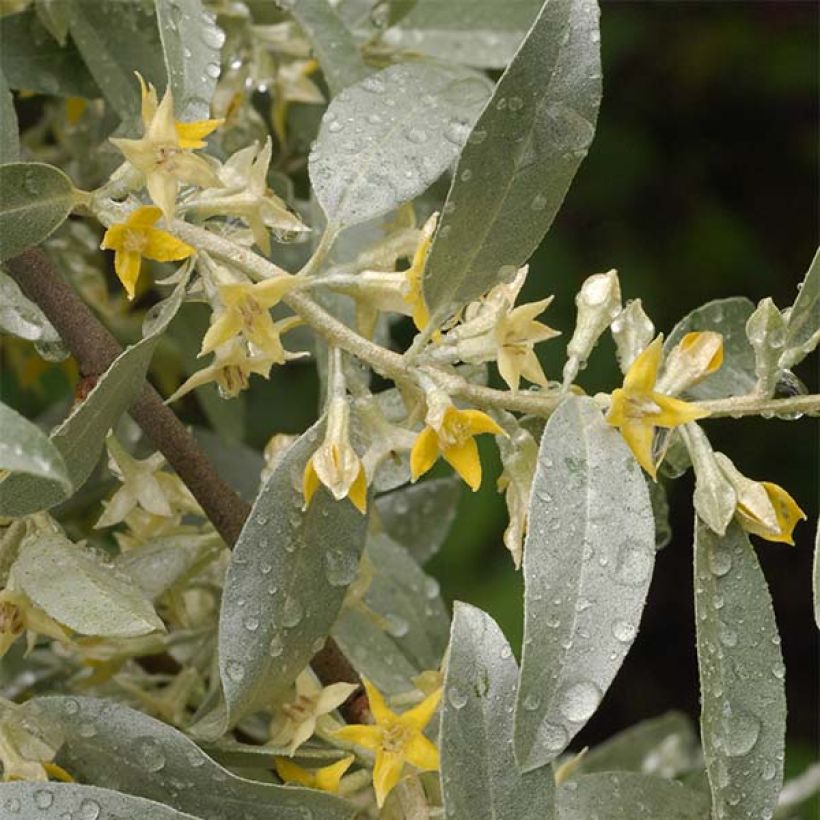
[2,0,816,801]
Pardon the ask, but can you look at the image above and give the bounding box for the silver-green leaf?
[422,0,602,326]
[0,162,74,261]
[0,67,19,164]
[441,602,555,819]
[694,519,786,820]
[156,0,224,121]
[557,773,710,819]
[283,0,368,97]
[665,297,757,400]
[309,61,492,227]
[780,247,820,369]
[813,518,820,631]
[0,401,70,490]
[25,696,356,819]
[12,532,164,637]
[514,396,655,772]
[218,419,368,723]
[0,267,60,342]
[0,782,199,820]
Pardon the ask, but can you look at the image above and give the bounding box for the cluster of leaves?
[0,1,818,819]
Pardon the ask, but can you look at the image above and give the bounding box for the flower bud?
[656,331,723,396]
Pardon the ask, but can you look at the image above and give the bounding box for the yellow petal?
[114,250,142,300]
[519,349,549,387]
[347,463,368,514]
[65,97,87,125]
[100,223,126,251]
[679,331,724,375]
[410,426,440,482]
[275,757,314,788]
[459,408,504,437]
[624,336,663,393]
[175,118,224,149]
[442,437,482,491]
[738,482,806,545]
[142,226,195,262]
[199,312,243,356]
[127,205,163,228]
[302,458,321,509]
[313,755,355,793]
[650,392,709,428]
[400,687,441,732]
[333,723,382,752]
[496,346,521,392]
[362,676,393,726]
[135,72,158,127]
[620,419,657,479]
[146,170,179,220]
[43,762,74,783]
[402,732,440,773]
[372,749,406,808]
[605,388,628,427]
[250,275,302,308]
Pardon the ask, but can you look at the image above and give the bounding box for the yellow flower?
[302,397,367,514]
[274,755,354,794]
[656,331,724,396]
[402,213,437,331]
[110,74,222,218]
[269,669,358,754]
[100,206,194,300]
[410,404,503,491]
[495,295,560,392]
[606,336,709,479]
[334,678,441,807]
[200,276,303,358]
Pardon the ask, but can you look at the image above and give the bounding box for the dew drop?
[460,168,473,182]
[244,616,260,632]
[385,613,409,637]
[269,633,284,657]
[34,790,54,808]
[328,120,343,133]
[500,645,512,660]
[324,549,359,587]
[771,661,785,680]
[718,622,738,648]
[78,722,97,738]
[724,711,761,756]
[135,736,166,772]
[559,680,601,723]
[423,576,440,599]
[522,692,541,711]
[538,721,568,751]
[530,193,548,211]
[447,687,468,710]
[508,96,524,111]
[282,595,304,627]
[78,799,101,820]
[205,62,221,79]
[406,127,428,144]
[64,698,80,715]
[226,660,245,682]
[611,619,637,643]
[708,548,733,577]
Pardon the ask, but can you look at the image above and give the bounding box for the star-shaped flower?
[606,336,709,479]
[100,206,194,299]
[410,403,503,491]
[274,755,354,794]
[269,669,358,754]
[334,678,441,807]
[110,74,222,218]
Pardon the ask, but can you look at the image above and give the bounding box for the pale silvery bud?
[746,297,787,397]
[563,270,621,388]
[611,299,655,374]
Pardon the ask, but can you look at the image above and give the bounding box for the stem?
[298,222,340,278]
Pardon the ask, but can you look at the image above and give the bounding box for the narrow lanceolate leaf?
[441,602,555,819]
[332,534,449,694]
[0,162,74,261]
[813,518,820,630]
[67,0,166,120]
[13,532,164,637]
[26,697,356,820]
[422,0,602,326]
[0,68,19,164]
[780,247,820,369]
[0,267,60,341]
[0,334,157,516]
[514,396,655,772]
[694,519,786,820]
[0,401,70,490]
[156,0,224,121]
[0,782,199,820]
[557,773,710,819]
[283,0,368,96]
[309,62,492,227]
[374,476,461,564]
[0,10,100,98]
[665,297,757,400]
[218,420,368,724]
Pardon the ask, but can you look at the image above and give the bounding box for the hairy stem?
[171,221,820,422]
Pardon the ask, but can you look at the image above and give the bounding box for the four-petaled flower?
[110,74,222,218]
[100,206,195,299]
[303,397,368,514]
[200,276,303,359]
[269,669,358,754]
[274,755,354,794]
[606,336,709,479]
[334,678,441,807]
[411,403,503,491]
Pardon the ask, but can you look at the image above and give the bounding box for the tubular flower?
[334,678,441,808]
[495,295,560,392]
[110,75,222,218]
[656,331,724,396]
[714,454,806,545]
[401,213,437,331]
[200,276,303,358]
[274,755,354,794]
[303,397,367,514]
[100,206,194,299]
[269,669,358,754]
[410,402,503,491]
[606,336,709,479]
